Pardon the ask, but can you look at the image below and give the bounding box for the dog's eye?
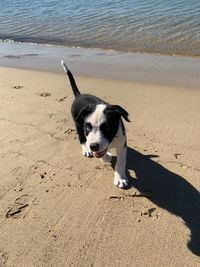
[85,122,92,132]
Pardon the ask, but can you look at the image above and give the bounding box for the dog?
[61,60,130,188]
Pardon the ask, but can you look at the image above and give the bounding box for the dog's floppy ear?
[75,104,95,122]
[108,105,130,122]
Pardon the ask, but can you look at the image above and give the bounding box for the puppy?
[61,60,130,188]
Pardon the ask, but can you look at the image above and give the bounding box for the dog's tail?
[61,60,81,97]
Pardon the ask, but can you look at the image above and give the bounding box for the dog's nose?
[90,143,99,152]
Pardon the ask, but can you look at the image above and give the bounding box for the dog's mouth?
[92,149,107,158]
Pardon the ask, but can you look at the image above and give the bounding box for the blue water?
[0,0,200,56]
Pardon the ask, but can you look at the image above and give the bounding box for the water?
[0,0,200,56]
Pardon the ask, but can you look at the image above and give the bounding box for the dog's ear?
[75,104,95,122]
[108,105,130,122]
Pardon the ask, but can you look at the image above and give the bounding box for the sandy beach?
[0,61,200,266]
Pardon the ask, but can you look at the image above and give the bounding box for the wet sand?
[1,41,200,89]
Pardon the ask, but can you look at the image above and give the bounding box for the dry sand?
[0,66,200,266]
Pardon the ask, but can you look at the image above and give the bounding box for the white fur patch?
[86,104,107,127]
[85,104,109,151]
[81,143,92,157]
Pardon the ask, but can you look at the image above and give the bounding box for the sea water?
[0,0,200,56]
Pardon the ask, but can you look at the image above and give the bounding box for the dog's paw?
[114,174,129,188]
[101,152,112,163]
[81,144,93,157]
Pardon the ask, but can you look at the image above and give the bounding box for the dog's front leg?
[75,122,92,157]
[114,141,128,188]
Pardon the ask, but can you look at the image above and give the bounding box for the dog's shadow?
[113,147,200,256]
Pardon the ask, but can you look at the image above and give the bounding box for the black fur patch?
[102,107,122,142]
[72,94,105,144]
[71,94,105,122]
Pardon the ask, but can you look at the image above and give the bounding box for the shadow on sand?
[121,147,200,256]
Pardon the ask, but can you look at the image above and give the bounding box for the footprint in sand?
[11,85,24,89]
[6,194,36,219]
[64,128,76,135]
[0,251,8,266]
[39,92,51,97]
[57,118,68,123]
[56,96,67,102]
[49,113,56,118]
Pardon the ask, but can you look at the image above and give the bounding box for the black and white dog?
[61,60,130,188]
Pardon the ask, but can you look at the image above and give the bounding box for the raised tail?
[61,60,81,97]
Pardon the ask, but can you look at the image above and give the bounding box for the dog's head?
[76,103,130,158]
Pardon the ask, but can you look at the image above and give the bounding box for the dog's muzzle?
[90,143,107,158]
[92,149,107,158]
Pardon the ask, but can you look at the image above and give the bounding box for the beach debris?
[40,171,47,179]
[6,204,29,218]
[40,91,51,97]
[125,191,152,198]
[109,195,124,200]
[109,191,151,201]
[173,153,181,159]
[6,194,34,219]
[11,85,24,89]
[181,164,189,170]
[141,207,157,217]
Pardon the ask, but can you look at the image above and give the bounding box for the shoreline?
[1,38,200,58]
[1,41,200,90]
